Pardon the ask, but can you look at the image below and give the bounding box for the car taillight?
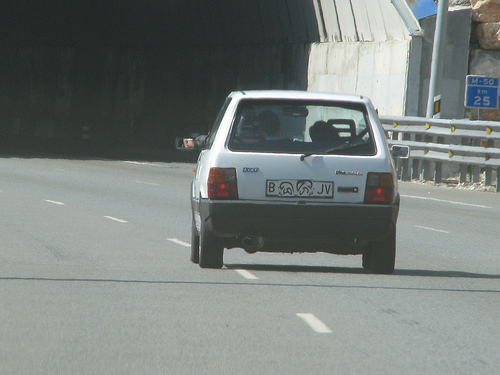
[208,168,238,200]
[364,173,394,204]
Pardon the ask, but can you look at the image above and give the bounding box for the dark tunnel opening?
[0,1,320,156]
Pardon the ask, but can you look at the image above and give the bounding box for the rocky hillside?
[455,0,500,120]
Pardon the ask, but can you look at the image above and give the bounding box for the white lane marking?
[167,238,191,247]
[296,313,332,334]
[124,161,165,168]
[44,199,66,206]
[104,216,128,223]
[401,194,491,209]
[415,225,450,234]
[135,180,160,186]
[235,269,259,280]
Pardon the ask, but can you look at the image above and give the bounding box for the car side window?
[206,97,232,149]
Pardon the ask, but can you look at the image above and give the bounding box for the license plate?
[266,179,334,198]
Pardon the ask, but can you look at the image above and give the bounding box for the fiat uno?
[178,90,403,274]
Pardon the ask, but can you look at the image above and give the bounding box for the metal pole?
[426,0,449,119]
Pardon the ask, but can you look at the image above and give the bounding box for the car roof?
[229,90,370,104]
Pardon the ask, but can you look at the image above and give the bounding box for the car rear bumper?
[197,197,399,243]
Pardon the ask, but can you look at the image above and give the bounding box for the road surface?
[0,157,498,374]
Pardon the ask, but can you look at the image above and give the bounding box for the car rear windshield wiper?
[300,142,370,161]
[325,142,370,154]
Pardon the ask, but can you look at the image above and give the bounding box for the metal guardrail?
[380,116,500,192]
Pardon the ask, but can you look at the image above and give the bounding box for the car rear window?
[228,99,376,156]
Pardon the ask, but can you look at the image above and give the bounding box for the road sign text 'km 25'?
[465,75,499,109]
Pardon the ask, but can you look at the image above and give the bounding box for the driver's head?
[256,110,280,137]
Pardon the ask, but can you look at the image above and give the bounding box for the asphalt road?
[0,157,499,374]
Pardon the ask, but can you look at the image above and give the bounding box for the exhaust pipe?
[242,236,264,253]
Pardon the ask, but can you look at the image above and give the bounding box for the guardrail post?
[459,164,467,184]
[484,139,494,186]
[401,158,411,181]
[421,134,434,180]
[412,159,420,180]
[434,162,442,183]
[496,168,500,193]
[421,161,433,181]
[433,136,445,183]
[469,138,481,183]
[471,165,481,183]
[485,167,492,186]
[459,137,468,183]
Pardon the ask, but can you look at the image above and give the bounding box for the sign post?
[425,0,449,119]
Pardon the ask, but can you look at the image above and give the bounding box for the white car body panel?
[194,90,398,203]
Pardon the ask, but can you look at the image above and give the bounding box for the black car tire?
[368,229,396,274]
[199,221,224,269]
[190,217,200,264]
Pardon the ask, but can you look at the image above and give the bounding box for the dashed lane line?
[103,216,128,223]
[124,161,166,168]
[296,313,332,334]
[44,199,66,206]
[135,180,160,186]
[167,238,191,247]
[234,269,259,280]
[165,239,259,280]
[415,225,450,234]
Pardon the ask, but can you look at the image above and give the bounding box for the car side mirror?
[175,135,209,151]
[391,145,410,159]
[175,137,196,151]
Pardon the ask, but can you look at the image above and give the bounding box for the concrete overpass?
[0,1,469,151]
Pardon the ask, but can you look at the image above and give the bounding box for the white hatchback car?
[178,90,404,274]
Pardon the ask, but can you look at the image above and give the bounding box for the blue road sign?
[409,0,437,19]
[465,75,499,109]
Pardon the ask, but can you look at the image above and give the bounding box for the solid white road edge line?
[235,269,259,280]
[415,225,450,234]
[167,238,191,247]
[44,200,66,206]
[104,216,128,223]
[401,194,491,209]
[296,313,332,334]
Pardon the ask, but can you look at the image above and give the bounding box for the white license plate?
[266,179,334,198]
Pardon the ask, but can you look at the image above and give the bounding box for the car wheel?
[199,221,224,269]
[190,217,200,264]
[368,229,396,274]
